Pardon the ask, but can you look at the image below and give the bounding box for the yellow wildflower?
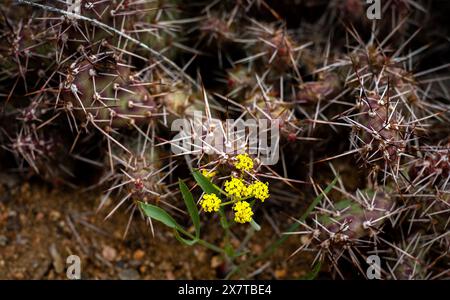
[247,181,270,202]
[224,177,247,199]
[234,154,254,172]
[233,201,253,223]
[201,169,217,179]
[200,193,222,212]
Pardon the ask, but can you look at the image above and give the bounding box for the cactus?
[0,0,449,280]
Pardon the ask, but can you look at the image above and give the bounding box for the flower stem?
[177,227,224,254]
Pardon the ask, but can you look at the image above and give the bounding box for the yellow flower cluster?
[200,193,221,212]
[223,177,270,202]
[235,154,254,172]
[224,177,247,199]
[233,201,253,223]
[196,155,269,226]
[247,181,269,202]
[201,169,217,179]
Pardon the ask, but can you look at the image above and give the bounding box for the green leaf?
[218,207,229,229]
[140,202,199,245]
[300,261,322,280]
[179,179,200,239]
[139,202,180,230]
[224,244,235,258]
[250,219,261,231]
[174,229,198,246]
[193,170,221,195]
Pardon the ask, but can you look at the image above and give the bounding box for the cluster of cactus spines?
[407,141,450,192]
[1,0,449,278]
[286,187,398,277]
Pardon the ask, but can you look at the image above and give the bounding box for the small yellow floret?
[235,154,254,172]
[233,201,253,223]
[224,177,247,199]
[201,169,217,179]
[200,193,222,212]
[247,181,270,202]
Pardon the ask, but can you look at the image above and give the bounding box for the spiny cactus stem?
[16,0,200,89]
[87,115,131,154]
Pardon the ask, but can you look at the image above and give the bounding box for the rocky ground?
[0,175,315,280]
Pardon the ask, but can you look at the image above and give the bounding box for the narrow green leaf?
[218,207,229,229]
[174,229,198,246]
[250,219,261,231]
[300,261,322,280]
[139,202,180,230]
[192,170,221,195]
[179,179,200,239]
[257,177,338,260]
[140,202,199,245]
[224,244,235,258]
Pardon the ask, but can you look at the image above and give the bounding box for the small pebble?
[49,243,64,274]
[0,235,8,246]
[118,268,140,280]
[274,269,287,279]
[133,249,145,260]
[102,245,117,262]
[210,255,222,268]
[49,210,61,221]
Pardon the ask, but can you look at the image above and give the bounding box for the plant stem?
[177,227,225,254]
